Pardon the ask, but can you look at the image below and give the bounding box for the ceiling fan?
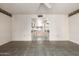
[37,3,52,12]
[39,3,52,9]
[37,3,52,17]
[43,3,51,9]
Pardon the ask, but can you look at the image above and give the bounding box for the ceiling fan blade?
[44,3,51,8]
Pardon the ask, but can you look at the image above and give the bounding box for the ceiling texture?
[0,3,79,14]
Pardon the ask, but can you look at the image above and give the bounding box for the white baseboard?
[0,40,11,46]
[70,40,79,45]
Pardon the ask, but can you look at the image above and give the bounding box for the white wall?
[12,14,69,41]
[69,13,79,44]
[48,15,69,41]
[0,13,11,45]
[12,15,31,41]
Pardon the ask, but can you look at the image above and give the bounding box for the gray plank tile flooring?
[0,41,79,56]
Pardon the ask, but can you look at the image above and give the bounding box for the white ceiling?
[0,3,79,14]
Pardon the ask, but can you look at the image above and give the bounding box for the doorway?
[31,15,49,42]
